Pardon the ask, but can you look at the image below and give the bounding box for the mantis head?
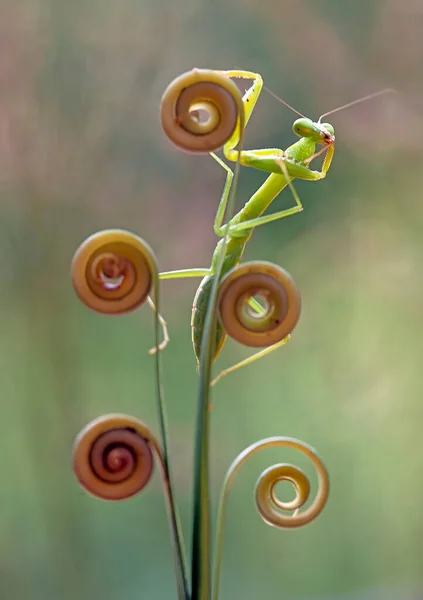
[292,118,335,146]
[266,84,393,149]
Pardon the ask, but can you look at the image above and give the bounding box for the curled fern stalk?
[212,437,330,600]
[70,229,190,600]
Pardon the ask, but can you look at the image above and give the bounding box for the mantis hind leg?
[210,296,292,387]
[210,335,291,387]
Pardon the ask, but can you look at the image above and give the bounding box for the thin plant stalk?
[152,273,190,600]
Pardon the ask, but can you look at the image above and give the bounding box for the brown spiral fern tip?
[71,229,156,315]
[217,260,302,347]
[160,68,244,154]
[73,414,158,501]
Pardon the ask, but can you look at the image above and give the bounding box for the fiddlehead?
[71,229,155,315]
[212,437,329,600]
[73,414,156,501]
[217,261,302,347]
[160,68,243,153]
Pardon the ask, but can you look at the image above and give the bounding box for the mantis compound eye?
[160,69,243,153]
[73,414,155,501]
[292,117,314,138]
[71,229,156,315]
[217,261,302,347]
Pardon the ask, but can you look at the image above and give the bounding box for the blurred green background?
[1,0,423,598]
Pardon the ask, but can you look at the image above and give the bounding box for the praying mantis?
[155,69,392,386]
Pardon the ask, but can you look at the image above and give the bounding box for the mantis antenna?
[263,85,306,118]
[318,88,396,121]
[263,83,395,121]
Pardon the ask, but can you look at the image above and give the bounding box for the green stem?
[152,276,190,600]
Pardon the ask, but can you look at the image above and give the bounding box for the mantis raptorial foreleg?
[219,70,264,136]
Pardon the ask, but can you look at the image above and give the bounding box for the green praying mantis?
[152,69,393,386]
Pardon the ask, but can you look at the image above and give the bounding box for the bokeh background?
[1,0,423,598]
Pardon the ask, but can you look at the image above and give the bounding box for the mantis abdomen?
[191,274,227,365]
